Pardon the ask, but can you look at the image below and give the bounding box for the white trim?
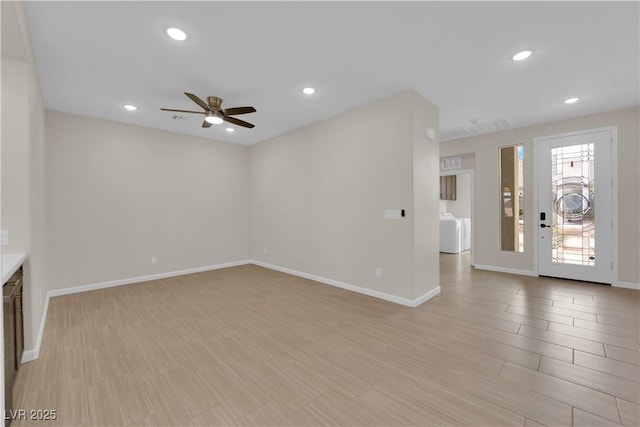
[21,291,49,363]
[413,287,443,307]
[614,281,640,290]
[610,127,619,285]
[21,260,252,363]
[473,264,537,277]
[21,350,38,364]
[440,168,473,177]
[533,126,619,144]
[251,260,441,307]
[47,260,251,297]
[533,138,540,277]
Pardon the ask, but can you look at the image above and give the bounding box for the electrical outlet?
[151,256,157,264]
[0,230,8,246]
[375,267,382,278]
[264,247,268,254]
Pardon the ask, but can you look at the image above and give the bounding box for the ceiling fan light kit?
[205,111,224,125]
[161,93,256,129]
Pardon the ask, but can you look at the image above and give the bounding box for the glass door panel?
[550,143,595,266]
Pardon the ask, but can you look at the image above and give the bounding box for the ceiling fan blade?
[224,106,256,116]
[224,116,255,128]
[161,108,205,114]
[185,92,211,111]
[202,120,212,128]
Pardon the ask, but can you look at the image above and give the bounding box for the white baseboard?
[21,260,252,364]
[21,349,38,364]
[614,281,640,290]
[251,260,441,307]
[48,260,252,298]
[473,264,537,277]
[21,290,49,363]
[413,287,442,307]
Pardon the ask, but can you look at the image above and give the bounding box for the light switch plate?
[0,230,8,246]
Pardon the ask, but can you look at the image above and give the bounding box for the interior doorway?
[439,170,475,266]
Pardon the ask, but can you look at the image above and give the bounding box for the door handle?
[540,224,551,228]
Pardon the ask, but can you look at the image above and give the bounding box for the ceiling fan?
[161,92,256,128]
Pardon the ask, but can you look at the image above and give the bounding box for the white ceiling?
[23,1,639,145]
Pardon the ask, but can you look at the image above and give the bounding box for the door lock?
[540,224,551,228]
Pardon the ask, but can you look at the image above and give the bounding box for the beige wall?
[441,106,640,285]
[1,0,48,357]
[45,111,251,290]
[1,58,29,252]
[250,90,440,300]
[411,93,440,298]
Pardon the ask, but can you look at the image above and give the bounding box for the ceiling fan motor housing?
[207,96,223,111]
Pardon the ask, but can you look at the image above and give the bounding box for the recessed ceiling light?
[302,87,316,95]
[512,50,532,61]
[123,104,137,111]
[166,27,187,41]
[564,97,580,104]
[225,127,235,133]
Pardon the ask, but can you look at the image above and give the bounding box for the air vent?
[441,119,511,141]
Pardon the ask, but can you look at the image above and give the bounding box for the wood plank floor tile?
[573,319,640,340]
[581,293,639,310]
[488,329,574,362]
[507,304,576,326]
[516,289,575,304]
[497,362,621,423]
[616,398,640,427]
[548,322,638,350]
[574,350,640,380]
[12,253,639,427]
[448,332,542,370]
[554,300,639,319]
[539,357,639,402]
[182,404,239,427]
[605,344,640,366]
[456,372,572,427]
[597,314,640,329]
[515,301,599,322]
[524,418,548,427]
[518,325,606,356]
[235,398,319,427]
[376,378,525,427]
[572,408,623,427]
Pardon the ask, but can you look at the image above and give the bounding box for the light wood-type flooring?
[11,253,640,426]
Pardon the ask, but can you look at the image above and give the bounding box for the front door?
[536,128,614,284]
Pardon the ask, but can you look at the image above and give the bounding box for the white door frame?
[533,126,618,283]
[440,169,476,266]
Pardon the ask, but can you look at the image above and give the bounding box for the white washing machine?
[439,215,471,253]
[439,216,463,253]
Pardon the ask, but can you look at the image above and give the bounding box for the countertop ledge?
[2,253,27,286]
